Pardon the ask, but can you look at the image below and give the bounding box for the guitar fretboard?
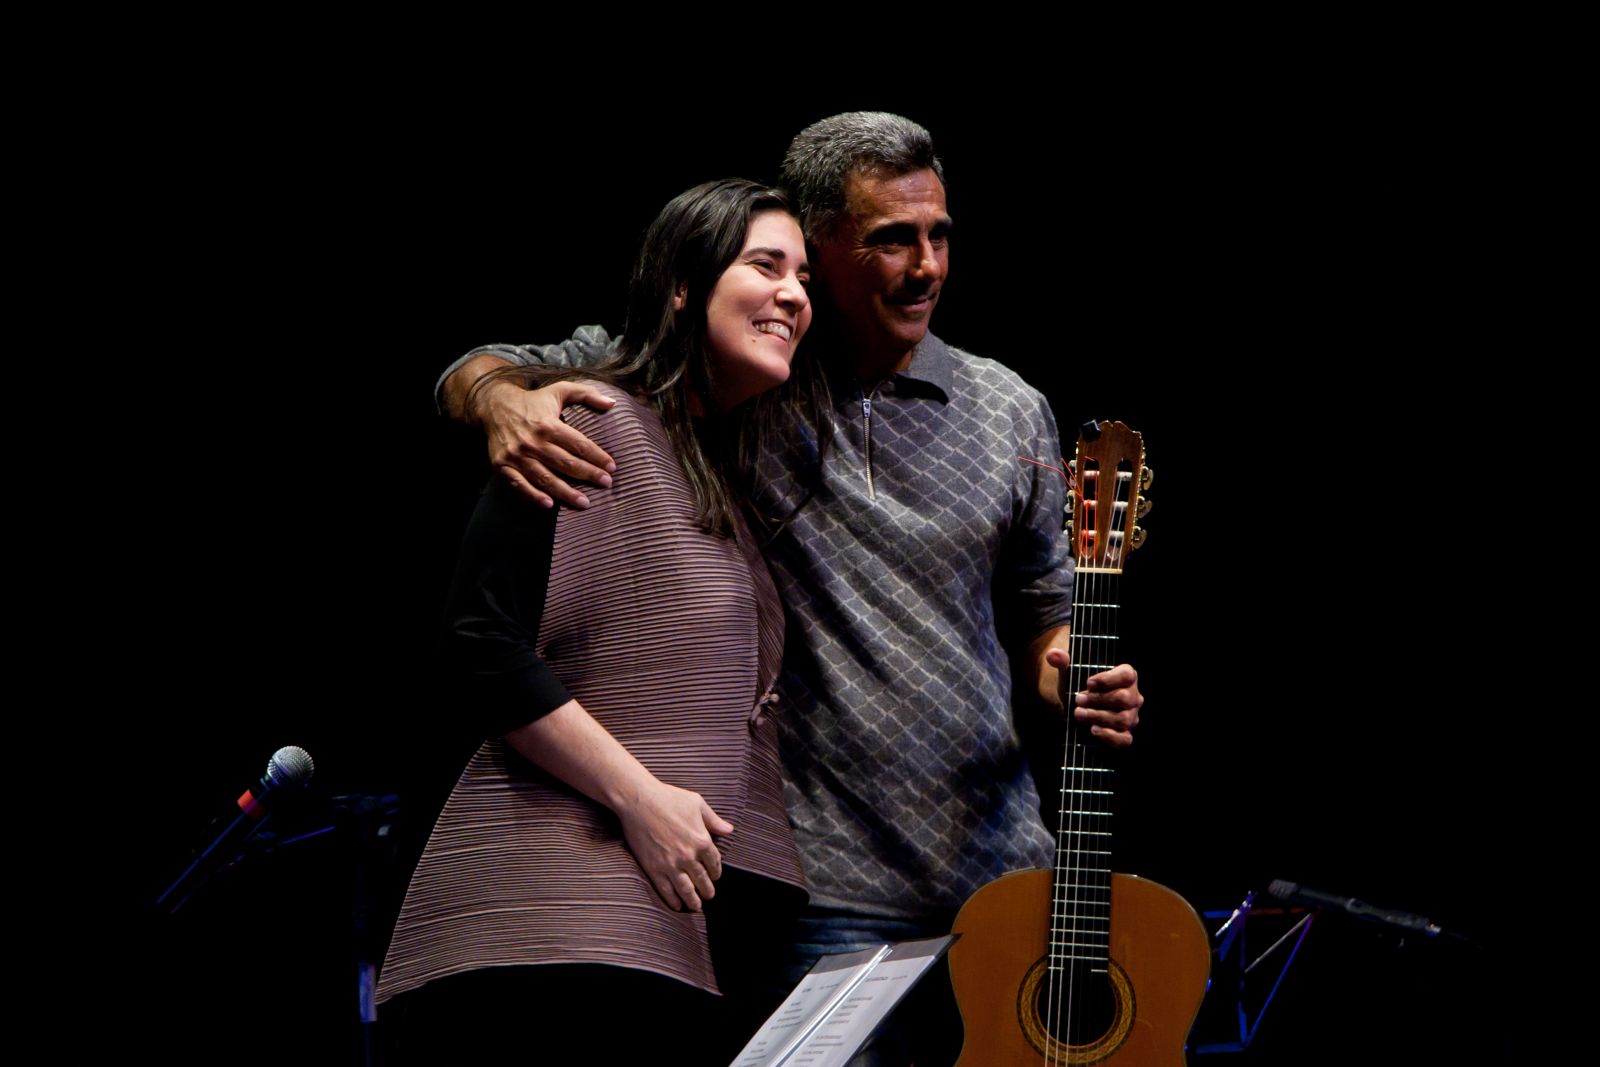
[1051,436,1139,979]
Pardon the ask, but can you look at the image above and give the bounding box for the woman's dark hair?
[468,178,826,537]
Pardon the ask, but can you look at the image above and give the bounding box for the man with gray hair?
[437,112,1142,1065]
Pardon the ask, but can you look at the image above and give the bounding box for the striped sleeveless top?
[377,386,804,1001]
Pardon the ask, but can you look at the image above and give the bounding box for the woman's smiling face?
[701,210,812,412]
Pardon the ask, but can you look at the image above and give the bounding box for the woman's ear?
[672,283,688,312]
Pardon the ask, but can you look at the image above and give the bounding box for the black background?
[78,72,1536,1065]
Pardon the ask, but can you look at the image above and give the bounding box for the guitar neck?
[1053,422,1146,980]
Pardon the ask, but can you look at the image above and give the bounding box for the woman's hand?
[503,701,734,913]
[615,778,734,913]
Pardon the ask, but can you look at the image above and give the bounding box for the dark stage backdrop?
[103,93,1516,1065]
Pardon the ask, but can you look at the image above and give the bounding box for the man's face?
[813,168,950,368]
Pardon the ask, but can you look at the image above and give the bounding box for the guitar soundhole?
[1037,970,1116,1046]
[1017,957,1134,1064]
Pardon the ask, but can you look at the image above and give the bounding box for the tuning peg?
[1131,526,1148,550]
[1136,496,1153,519]
[1140,466,1155,491]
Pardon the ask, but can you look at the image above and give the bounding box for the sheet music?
[729,936,955,1067]
[730,946,886,1067]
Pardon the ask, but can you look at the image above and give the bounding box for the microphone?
[237,746,316,820]
[156,746,316,912]
[1267,879,1442,937]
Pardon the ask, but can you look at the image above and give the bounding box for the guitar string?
[1099,463,1132,1048]
[1017,451,1081,1067]
[1100,463,1132,1046]
[1073,466,1107,1057]
[1056,456,1131,1060]
[1080,494,1110,1055]
[1092,465,1127,1049]
[1047,454,1082,1064]
[1065,550,1089,1062]
[1056,529,1084,1065]
[1047,449,1078,1064]
[1074,542,1096,1059]
[1060,458,1096,1062]
[1058,458,1101,1061]
[1045,462,1073,1064]
[1050,552,1073,1062]
[1101,466,1128,1041]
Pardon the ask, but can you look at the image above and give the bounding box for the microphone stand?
[155,791,401,1066]
[333,793,400,1067]
[1192,880,1481,1055]
[1191,890,1316,1054]
[156,806,278,914]
[231,793,401,1067]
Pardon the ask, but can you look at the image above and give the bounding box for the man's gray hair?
[780,112,945,241]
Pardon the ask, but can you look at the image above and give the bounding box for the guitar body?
[950,870,1210,1066]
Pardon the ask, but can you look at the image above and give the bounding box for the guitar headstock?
[1067,420,1151,573]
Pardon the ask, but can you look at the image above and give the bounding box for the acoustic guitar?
[950,421,1209,1065]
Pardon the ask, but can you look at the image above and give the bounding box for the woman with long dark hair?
[378,180,813,1062]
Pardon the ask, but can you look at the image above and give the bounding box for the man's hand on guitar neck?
[1030,627,1143,748]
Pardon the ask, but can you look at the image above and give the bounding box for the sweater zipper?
[861,386,879,500]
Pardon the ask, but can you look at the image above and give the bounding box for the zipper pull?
[862,396,872,420]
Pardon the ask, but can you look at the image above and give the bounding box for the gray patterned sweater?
[441,330,1073,922]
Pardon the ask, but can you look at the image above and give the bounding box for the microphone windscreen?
[265,745,315,790]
